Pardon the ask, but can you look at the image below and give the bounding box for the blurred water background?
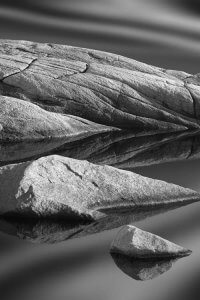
[0,1,200,299]
[1,0,200,72]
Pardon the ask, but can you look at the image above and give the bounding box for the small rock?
[110,225,192,258]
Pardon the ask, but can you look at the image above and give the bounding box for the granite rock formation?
[0,95,117,143]
[110,225,191,258]
[0,40,200,248]
[0,40,200,132]
[0,155,199,220]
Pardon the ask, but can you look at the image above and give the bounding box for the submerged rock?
[110,225,192,258]
[0,40,200,132]
[111,253,178,281]
[0,155,199,219]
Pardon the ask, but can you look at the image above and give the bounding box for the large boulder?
[0,40,200,132]
[0,155,199,219]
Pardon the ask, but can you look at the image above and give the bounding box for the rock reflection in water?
[1,130,200,169]
[0,201,196,244]
[111,253,178,281]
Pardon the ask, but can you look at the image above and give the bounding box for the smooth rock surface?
[110,225,192,258]
[0,95,117,142]
[0,155,199,219]
[0,40,200,132]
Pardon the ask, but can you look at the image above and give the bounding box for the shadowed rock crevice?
[2,57,38,81]
[184,84,197,120]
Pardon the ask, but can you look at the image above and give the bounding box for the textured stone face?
[0,39,200,252]
[110,225,191,258]
[0,155,199,219]
[0,40,200,132]
[0,95,118,143]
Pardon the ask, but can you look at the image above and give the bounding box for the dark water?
[0,1,200,299]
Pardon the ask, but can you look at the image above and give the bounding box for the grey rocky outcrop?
[0,155,199,219]
[0,40,200,248]
[0,95,117,143]
[110,225,191,258]
[0,40,200,132]
[1,127,200,168]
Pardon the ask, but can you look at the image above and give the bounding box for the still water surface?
[0,158,200,300]
[0,1,200,299]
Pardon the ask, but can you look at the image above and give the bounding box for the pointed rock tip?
[110,225,192,259]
